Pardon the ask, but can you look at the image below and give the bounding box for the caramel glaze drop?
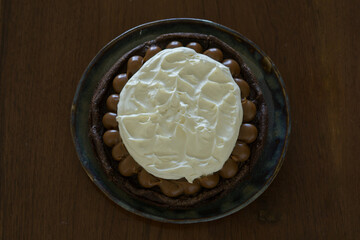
[166,41,183,49]
[127,56,143,77]
[222,59,240,77]
[106,94,119,112]
[144,45,162,62]
[102,112,117,129]
[101,41,261,198]
[112,73,128,93]
[234,78,250,99]
[203,48,223,62]
[242,99,257,122]
[186,42,203,53]
[118,155,141,177]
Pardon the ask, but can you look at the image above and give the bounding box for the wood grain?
[1,0,359,239]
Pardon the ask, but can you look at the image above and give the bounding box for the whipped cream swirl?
[117,47,242,182]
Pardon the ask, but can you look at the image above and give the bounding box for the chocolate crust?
[89,33,268,209]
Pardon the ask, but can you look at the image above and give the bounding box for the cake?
[90,33,267,209]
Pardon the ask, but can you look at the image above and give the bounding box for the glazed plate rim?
[70,18,291,224]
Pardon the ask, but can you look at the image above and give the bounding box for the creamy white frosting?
[116,47,242,182]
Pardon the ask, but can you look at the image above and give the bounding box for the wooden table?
[1,0,359,239]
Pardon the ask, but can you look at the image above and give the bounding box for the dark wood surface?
[1,0,359,239]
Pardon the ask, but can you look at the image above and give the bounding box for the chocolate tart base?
[90,33,268,209]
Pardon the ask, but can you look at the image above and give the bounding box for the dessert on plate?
[89,33,267,208]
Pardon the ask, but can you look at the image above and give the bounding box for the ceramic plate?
[70,18,291,223]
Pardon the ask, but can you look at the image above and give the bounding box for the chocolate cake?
[89,33,268,209]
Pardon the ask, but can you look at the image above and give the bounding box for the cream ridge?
[116,47,242,183]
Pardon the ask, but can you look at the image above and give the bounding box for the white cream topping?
[116,47,242,182]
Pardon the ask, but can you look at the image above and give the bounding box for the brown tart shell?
[89,33,268,209]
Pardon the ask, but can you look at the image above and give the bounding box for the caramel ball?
[198,173,220,189]
[127,56,143,77]
[231,142,250,162]
[112,73,128,93]
[242,99,257,122]
[138,169,159,188]
[219,159,238,178]
[103,130,120,147]
[118,155,140,177]
[203,48,223,62]
[111,142,127,161]
[102,112,117,129]
[159,180,183,197]
[144,45,162,62]
[166,41,183,49]
[234,78,250,98]
[106,94,119,112]
[182,181,201,195]
[186,42,203,53]
[238,123,258,143]
[222,59,240,77]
